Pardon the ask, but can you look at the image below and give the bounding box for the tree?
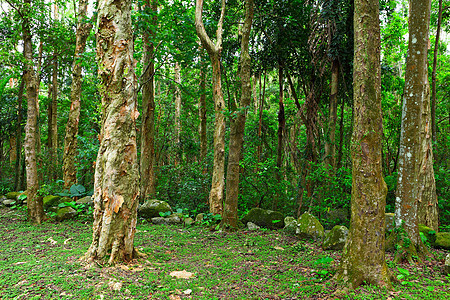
[431,0,443,142]
[222,0,254,229]
[82,0,140,264]
[195,0,226,215]
[62,0,92,189]
[336,0,391,289]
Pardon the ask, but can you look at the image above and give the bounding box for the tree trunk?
[63,0,92,189]
[195,0,226,216]
[431,0,442,143]
[395,0,432,250]
[222,0,253,229]
[10,136,16,165]
[336,0,391,289]
[140,0,157,201]
[275,63,285,211]
[199,56,207,163]
[23,0,44,224]
[174,61,181,164]
[50,54,58,180]
[257,71,266,166]
[14,73,25,191]
[337,100,345,169]
[82,0,140,264]
[324,59,339,171]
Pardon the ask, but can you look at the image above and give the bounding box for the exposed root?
[386,226,432,264]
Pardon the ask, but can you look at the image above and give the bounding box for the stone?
[434,232,450,250]
[241,208,285,230]
[296,212,324,241]
[323,225,349,250]
[0,196,6,204]
[385,213,395,233]
[151,213,183,225]
[3,199,16,207]
[184,217,194,226]
[138,200,173,219]
[247,222,260,231]
[151,217,166,225]
[56,207,77,221]
[6,192,21,200]
[283,216,297,234]
[43,195,62,210]
[195,213,204,223]
[418,224,437,245]
[444,254,450,275]
[76,196,93,206]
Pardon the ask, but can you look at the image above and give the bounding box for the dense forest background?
[0,0,449,231]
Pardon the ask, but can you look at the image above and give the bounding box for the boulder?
[3,199,16,207]
[0,195,6,203]
[241,208,285,230]
[247,222,260,231]
[385,213,395,233]
[6,191,21,200]
[283,216,298,234]
[296,212,324,241]
[184,217,194,226]
[56,207,77,221]
[195,213,204,223]
[43,195,62,210]
[151,213,183,225]
[418,224,436,245]
[323,225,348,250]
[434,232,450,250]
[444,254,450,275]
[76,196,94,206]
[138,200,173,219]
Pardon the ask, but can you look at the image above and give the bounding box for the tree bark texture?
[324,59,339,171]
[195,0,226,215]
[222,0,253,229]
[431,0,442,143]
[174,61,181,165]
[336,0,391,289]
[395,0,432,244]
[23,0,44,224]
[199,56,207,163]
[63,0,92,189]
[82,0,140,264]
[140,0,157,201]
[50,53,58,180]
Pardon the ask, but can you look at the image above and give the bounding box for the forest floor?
[0,208,449,300]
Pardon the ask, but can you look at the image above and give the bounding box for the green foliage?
[57,184,92,198]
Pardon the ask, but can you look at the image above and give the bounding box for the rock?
[283,216,298,234]
[385,213,395,233]
[56,207,77,221]
[195,213,204,223]
[43,195,62,210]
[247,222,260,231]
[184,217,194,226]
[434,232,450,250]
[418,224,437,245]
[326,208,349,224]
[444,254,450,275]
[151,213,183,225]
[138,200,173,219]
[323,225,349,250]
[3,199,16,207]
[0,195,6,203]
[6,191,21,200]
[241,208,285,230]
[296,212,324,241]
[151,217,166,225]
[76,196,93,206]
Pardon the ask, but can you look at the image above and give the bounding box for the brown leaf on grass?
[169,270,194,279]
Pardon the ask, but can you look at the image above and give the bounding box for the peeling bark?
[336,0,391,289]
[63,0,92,189]
[82,0,140,264]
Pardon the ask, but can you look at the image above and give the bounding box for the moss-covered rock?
[240,208,285,229]
[296,212,324,241]
[138,199,173,219]
[195,213,204,223]
[385,213,395,233]
[283,216,297,234]
[434,232,450,250]
[43,195,62,210]
[444,254,450,275]
[418,224,437,245]
[6,192,21,200]
[76,196,93,206]
[323,225,348,250]
[56,207,77,221]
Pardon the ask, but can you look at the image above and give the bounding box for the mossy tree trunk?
[195,0,226,216]
[395,0,434,258]
[82,0,140,264]
[336,0,391,289]
[63,0,92,189]
[23,0,44,224]
[222,0,254,229]
[140,0,157,201]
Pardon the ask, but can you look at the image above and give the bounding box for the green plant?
[57,184,92,198]
[159,211,172,217]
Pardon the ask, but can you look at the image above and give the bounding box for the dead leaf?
[183,289,192,295]
[169,270,194,279]
[13,262,27,265]
[169,295,181,300]
[274,246,285,251]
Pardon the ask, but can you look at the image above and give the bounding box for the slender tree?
[431,0,443,143]
[195,0,226,215]
[82,0,140,264]
[63,0,93,189]
[14,73,25,191]
[336,0,391,288]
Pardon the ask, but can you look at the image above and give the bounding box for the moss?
[296,212,324,241]
[138,199,173,219]
[6,192,21,200]
[323,225,349,250]
[434,232,450,250]
[43,195,62,210]
[56,207,77,221]
[240,208,285,230]
[418,224,436,245]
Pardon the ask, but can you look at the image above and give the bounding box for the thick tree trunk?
[324,59,339,171]
[23,0,44,224]
[63,0,92,189]
[14,73,25,191]
[431,0,442,143]
[140,0,157,201]
[222,0,253,229]
[82,0,140,264]
[336,0,391,289]
[195,0,226,216]
[395,0,432,250]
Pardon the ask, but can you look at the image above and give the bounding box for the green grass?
[0,208,449,299]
